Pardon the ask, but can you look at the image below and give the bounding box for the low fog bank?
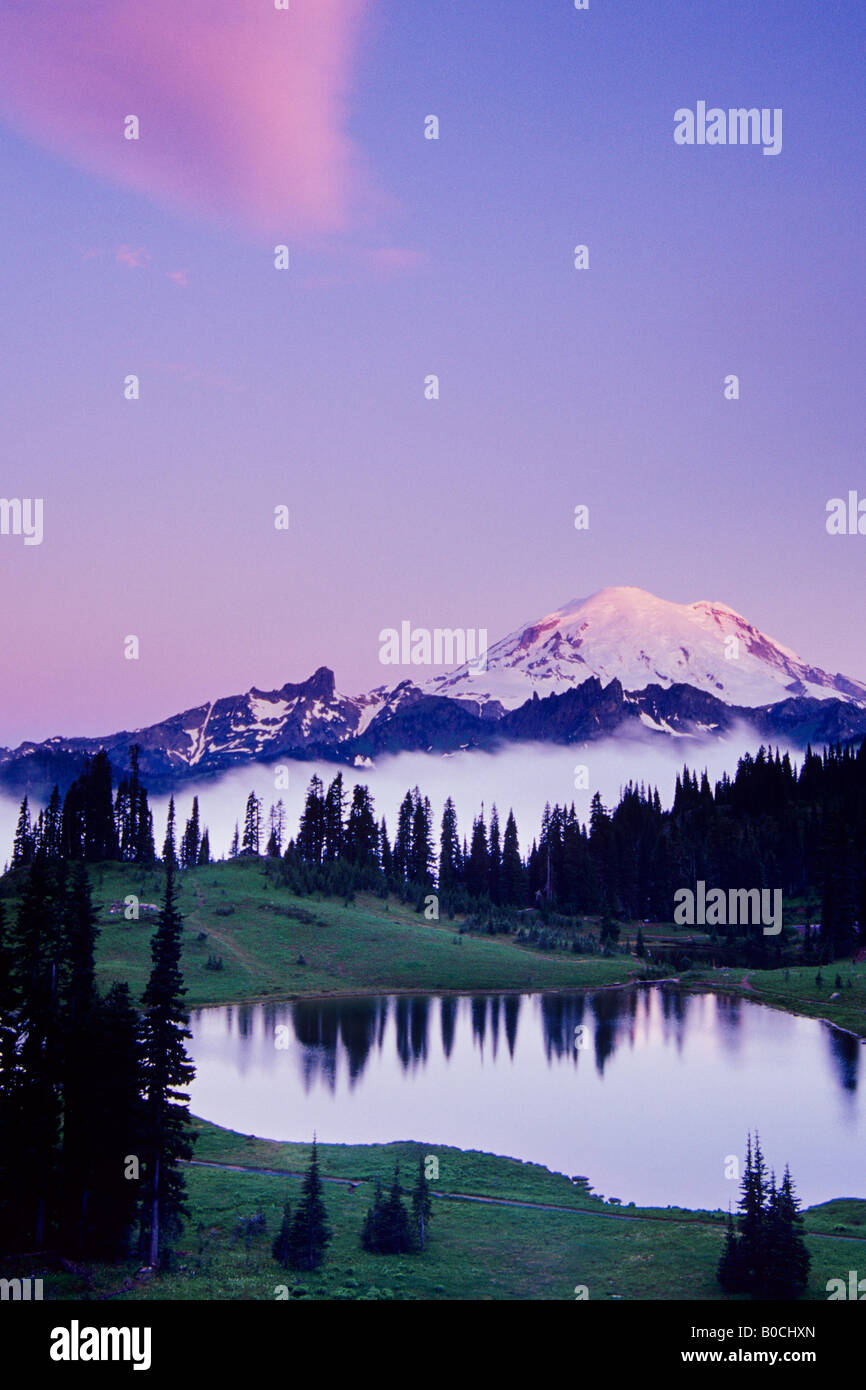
[0,725,795,866]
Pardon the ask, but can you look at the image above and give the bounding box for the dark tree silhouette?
[138,867,195,1266]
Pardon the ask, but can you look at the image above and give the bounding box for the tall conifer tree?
[138,867,195,1266]
[9,856,67,1246]
[501,809,524,906]
[286,1139,331,1271]
[438,797,461,896]
[162,797,177,869]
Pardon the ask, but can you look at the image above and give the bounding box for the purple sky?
[0,0,863,745]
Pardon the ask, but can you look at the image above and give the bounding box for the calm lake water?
[187,986,864,1209]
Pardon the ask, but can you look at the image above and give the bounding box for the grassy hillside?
[85,860,633,1007]
[5,859,863,1032]
[691,962,866,1037]
[10,1122,864,1302]
[4,854,861,1302]
[634,912,866,1036]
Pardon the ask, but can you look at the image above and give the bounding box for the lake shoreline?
[189,972,663,1010]
[190,1118,866,1223]
[75,862,865,1037]
[13,1123,866,1301]
[189,973,866,1041]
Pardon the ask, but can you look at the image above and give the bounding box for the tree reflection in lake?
[188,986,863,1208]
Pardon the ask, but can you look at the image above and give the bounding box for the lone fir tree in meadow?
[717,1133,810,1299]
[284,1138,331,1271]
[138,866,195,1266]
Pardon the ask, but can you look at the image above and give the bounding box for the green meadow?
[2,859,861,1301]
[10,1122,865,1302]
[69,860,866,1040]
[85,859,632,1007]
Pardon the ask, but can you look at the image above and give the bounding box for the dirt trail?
[188,880,262,980]
[183,1159,866,1241]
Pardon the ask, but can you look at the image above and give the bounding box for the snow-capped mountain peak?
[4,586,866,796]
[426,586,866,710]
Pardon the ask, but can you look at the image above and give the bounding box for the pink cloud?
[297,243,429,289]
[0,0,380,240]
[165,269,189,287]
[115,245,151,268]
[365,246,429,273]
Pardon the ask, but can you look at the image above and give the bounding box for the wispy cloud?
[115,245,151,269]
[0,0,380,239]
